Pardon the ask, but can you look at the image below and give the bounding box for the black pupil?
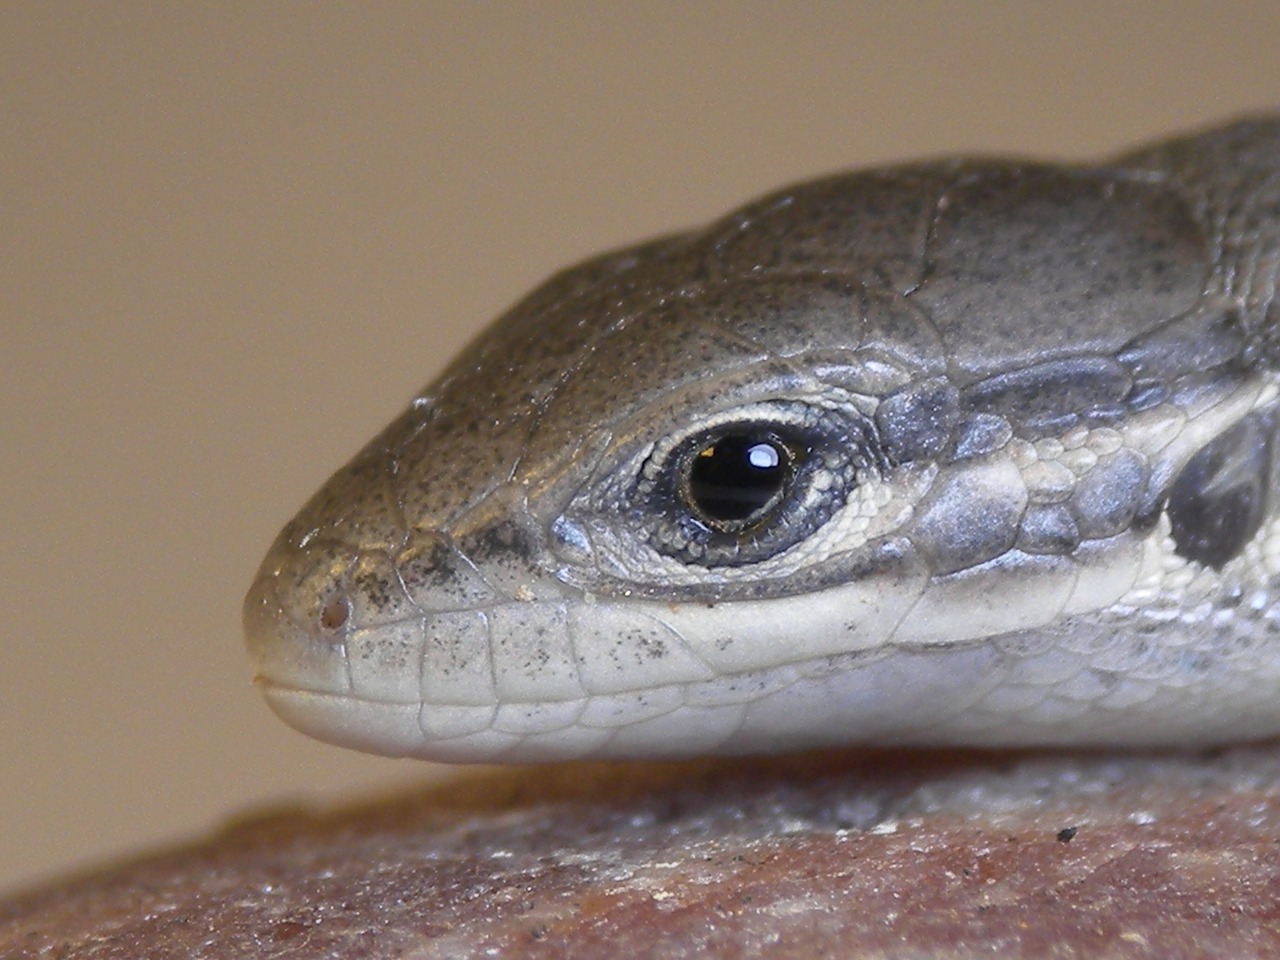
[688,435,789,522]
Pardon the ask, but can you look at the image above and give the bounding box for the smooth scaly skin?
[246,117,1280,762]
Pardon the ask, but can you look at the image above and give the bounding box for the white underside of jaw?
[263,598,1280,762]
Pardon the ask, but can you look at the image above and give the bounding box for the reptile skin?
[245,116,1280,762]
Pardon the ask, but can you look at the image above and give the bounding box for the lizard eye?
[685,433,798,528]
[631,401,883,567]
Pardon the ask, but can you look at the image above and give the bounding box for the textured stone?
[5,747,1280,958]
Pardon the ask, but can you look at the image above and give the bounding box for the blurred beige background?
[4,2,1280,894]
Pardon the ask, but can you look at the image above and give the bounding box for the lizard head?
[246,118,1280,761]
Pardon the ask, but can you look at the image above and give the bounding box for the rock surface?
[5,747,1280,958]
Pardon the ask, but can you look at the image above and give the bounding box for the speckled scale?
[908,165,1211,380]
[701,165,951,293]
[1121,117,1280,324]
[681,276,951,380]
[279,442,406,553]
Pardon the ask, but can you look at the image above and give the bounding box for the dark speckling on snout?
[468,519,539,566]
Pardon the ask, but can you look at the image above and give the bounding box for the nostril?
[319,596,351,632]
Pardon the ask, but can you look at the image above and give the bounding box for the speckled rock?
[5,747,1280,958]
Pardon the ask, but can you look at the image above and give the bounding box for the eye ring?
[628,400,881,568]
